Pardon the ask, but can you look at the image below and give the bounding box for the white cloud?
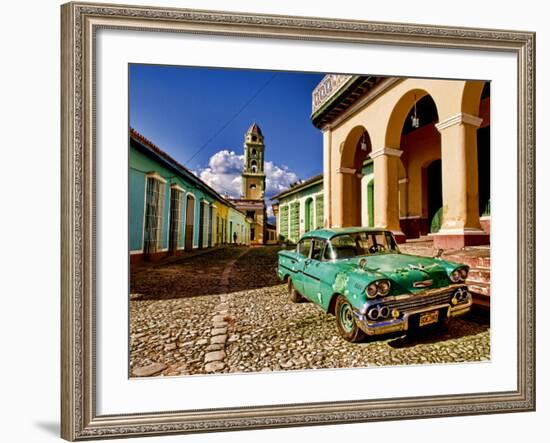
[198,150,243,198]
[198,150,299,204]
[264,162,299,200]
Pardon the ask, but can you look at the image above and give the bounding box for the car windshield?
[327,231,400,260]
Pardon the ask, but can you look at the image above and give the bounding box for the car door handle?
[305,259,312,265]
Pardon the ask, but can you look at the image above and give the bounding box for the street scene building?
[272,174,324,244]
[230,123,268,245]
[311,75,490,249]
[129,67,490,378]
[129,129,251,263]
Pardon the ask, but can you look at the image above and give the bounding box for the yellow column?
[370,147,405,242]
[436,113,482,230]
[323,129,332,228]
[334,167,356,227]
[435,112,488,248]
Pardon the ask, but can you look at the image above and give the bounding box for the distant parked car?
[277,227,472,342]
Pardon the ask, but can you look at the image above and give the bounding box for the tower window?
[250,184,257,190]
[252,135,257,142]
[250,160,257,173]
[251,149,257,157]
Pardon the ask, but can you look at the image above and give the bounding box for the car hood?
[341,253,459,294]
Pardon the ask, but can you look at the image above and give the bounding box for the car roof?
[300,227,391,241]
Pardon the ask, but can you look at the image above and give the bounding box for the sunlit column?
[370,147,405,242]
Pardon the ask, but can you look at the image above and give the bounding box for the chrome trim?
[376,284,466,303]
[413,279,433,288]
[359,284,466,315]
[353,296,472,336]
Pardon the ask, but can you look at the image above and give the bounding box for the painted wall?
[323,78,486,236]
[399,123,441,219]
[277,182,323,243]
[215,202,230,245]
[227,207,250,245]
[129,145,218,253]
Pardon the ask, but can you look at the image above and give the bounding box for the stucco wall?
[277,182,323,242]
[129,145,218,253]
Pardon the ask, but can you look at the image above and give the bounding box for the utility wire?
[184,72,278,166]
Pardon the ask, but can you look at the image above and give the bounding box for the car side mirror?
[434,248,444,258]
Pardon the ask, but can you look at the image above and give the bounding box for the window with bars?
[169,187,183,253]
[144,175,165,254]
[280,205,289,241]
[315,194,324,229]
[290,202,300,243]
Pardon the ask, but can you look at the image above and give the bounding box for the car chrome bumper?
[353,297,473,336]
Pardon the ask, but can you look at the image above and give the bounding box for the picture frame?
[61,1,536,440]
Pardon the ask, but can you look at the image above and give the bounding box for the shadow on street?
[130,246,283,300]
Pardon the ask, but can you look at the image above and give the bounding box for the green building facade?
[129,129,250,262]
[273,174,324,244]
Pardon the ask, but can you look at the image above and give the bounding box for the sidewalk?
[133,245,245,269]
[400,237,491,308]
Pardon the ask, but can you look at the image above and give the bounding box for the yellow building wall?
[323,77,486,242]
[215,202,230,244]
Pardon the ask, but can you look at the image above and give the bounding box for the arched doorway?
[392,92,441,238]
[338,126,372,227]
[426,159,442,232]
[184,194,195,250]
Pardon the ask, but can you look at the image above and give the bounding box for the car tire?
[335,295,367,343]
[288,279,305,303]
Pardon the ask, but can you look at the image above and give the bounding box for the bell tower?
[242,122,266,200]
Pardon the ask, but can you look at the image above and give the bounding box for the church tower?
[230,122,267,245]
[242,122,266,200]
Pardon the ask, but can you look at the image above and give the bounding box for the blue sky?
[129,64,325,206]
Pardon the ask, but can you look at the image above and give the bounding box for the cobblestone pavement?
[130,247,490,377]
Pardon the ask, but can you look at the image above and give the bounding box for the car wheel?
[288,279,305,303]
[335,295,366,343]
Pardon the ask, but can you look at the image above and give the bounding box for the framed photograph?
[61,1,535,440]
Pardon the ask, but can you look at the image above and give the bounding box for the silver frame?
[61,2,536,440]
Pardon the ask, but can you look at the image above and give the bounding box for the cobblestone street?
[130,247,490,377]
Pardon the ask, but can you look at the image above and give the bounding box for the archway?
[184,194,195,250]
[339,126,372,227]
[425,159,442,232]
[387,92,440,238]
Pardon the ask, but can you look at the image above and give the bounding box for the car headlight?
[450,267,468,282]
[450,270,461,282]
[377,279,391,296]
[366,282,378,298]
[365,280,392,298]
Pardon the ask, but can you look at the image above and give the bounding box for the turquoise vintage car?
[277,227,472,342]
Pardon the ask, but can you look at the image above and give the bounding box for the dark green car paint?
[277,228,469,315]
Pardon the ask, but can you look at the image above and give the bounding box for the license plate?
[419,310,439,327]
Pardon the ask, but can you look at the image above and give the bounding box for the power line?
[184,72,278,166]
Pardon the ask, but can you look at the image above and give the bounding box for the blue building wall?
[129,142,218,254]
